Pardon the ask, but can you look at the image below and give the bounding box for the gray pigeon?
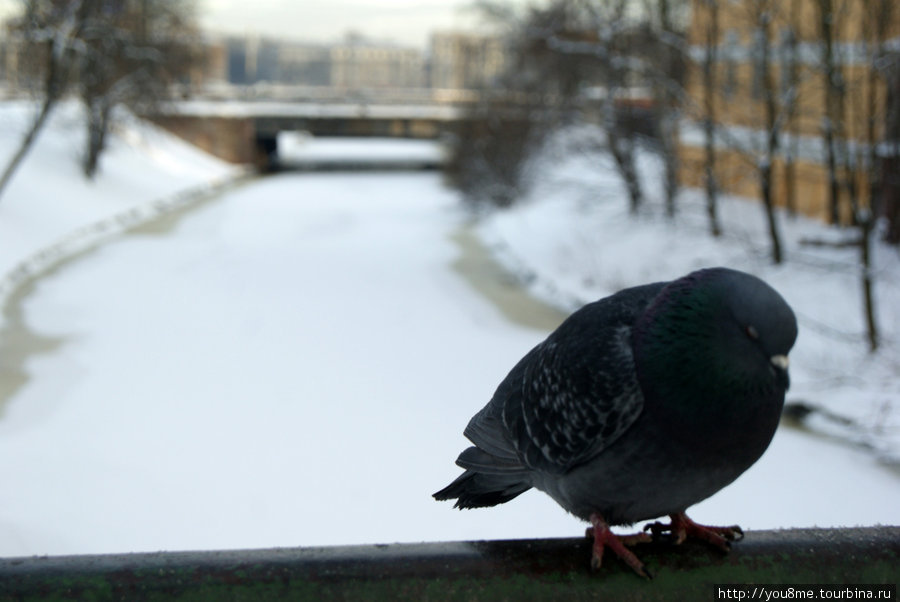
[434,267,797,578]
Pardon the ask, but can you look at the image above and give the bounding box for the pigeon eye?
[746,325,759,340]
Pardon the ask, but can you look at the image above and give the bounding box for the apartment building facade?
[678,0,900,224]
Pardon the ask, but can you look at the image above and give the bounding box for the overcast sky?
[0,1,508,50]
[198,0,499,49]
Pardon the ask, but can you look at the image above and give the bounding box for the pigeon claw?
[644,512,744,552]
[588,513,653,579]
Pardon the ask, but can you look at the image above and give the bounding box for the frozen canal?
[0,170,897,557]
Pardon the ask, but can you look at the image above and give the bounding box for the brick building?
[678,0,900,225]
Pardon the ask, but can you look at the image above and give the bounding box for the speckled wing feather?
[464,282,666,476]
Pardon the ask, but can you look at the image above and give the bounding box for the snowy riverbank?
[0,101,241,311]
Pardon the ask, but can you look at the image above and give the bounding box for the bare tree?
[778,0,802,218]
[883,59,900,245]
[698,0,722,236]
[454,0,661,212]
[803,0,896,351]
[76,0,200,178]
[643,0,689,219]
[0,0,199,193]
[694,0,789,263]
[0,0,83,200]
[752,0,784,264]
[592,0,646,213]
[815,0,845,226]
[446,89,542,207]
[448,1,573,206]
[851,0,895,351]
[529,0,649,212]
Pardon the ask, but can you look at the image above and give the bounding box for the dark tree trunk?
[603,87,643,213]
[609,135,644,214]
[757,1,784,264]
[859,213,878,351]
[782,2,801,218]
[0,30,67,201]
[703,117,721,237]
[701,0,721,236]
[760,161,783,264]
[783,153,797,217]
[659,112,680,219]
[854,0,894,351]
[818,0,842,225]
[83,98,112,179]
[0,96,57,200]
[822,121,841,224]
[654,0,683,219]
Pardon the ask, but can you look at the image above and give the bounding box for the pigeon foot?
[587,513,653,579]
[644,512,744,552]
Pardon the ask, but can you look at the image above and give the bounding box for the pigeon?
[434,267,797,578]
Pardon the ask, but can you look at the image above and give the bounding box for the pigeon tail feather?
[432,470,532,509]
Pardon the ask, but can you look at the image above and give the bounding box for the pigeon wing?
[461,355,533,467]
[499,283,664,474]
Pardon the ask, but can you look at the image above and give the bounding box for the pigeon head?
[633,267,797,445]
[714,268,797,389]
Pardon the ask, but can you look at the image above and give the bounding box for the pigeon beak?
[770,355,790,389]
[770,355,789,370]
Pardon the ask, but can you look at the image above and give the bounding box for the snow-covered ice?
[0,104,897,558]
[277,132,446,169]
[0,101,237,286]
[0,171,561,555]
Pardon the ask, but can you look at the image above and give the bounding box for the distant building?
[196,37,229,86]
[429,32,507,90]
[218,34,427,90]
[226,37,250,84]
[226,36,280,84]
[277,42,331,87]
[0,21,29,91]
[329,36,426,90]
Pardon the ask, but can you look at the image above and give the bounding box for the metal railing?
[1,526,897,600]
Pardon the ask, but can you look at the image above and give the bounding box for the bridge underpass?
[148,100,464,171]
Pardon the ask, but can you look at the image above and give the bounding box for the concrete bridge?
[148,99,465,170]
[149,85,654,170]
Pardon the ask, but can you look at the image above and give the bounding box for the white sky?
[0,0,511,50]
[198,0,499,49]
